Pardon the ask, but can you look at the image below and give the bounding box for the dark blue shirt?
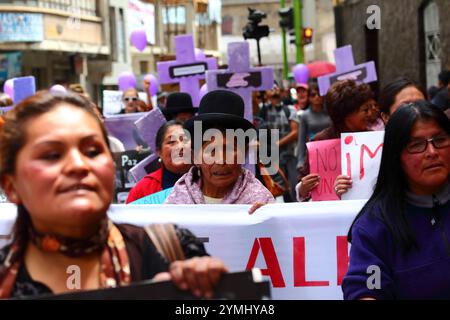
[342,183,450,300]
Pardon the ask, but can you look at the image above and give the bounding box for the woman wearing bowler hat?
[162,92,197,123]
[165,90,275,205]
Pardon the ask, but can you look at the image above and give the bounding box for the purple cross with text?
[206,42,273,122]
[157,35,217,107]
[318,45,377,96]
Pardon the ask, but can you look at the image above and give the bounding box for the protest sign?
[112,149,152,203]
[307,139,341,201]
[0,201,365,300]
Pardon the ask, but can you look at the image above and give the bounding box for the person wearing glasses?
[343,100,450,299]
[296,84,332,172]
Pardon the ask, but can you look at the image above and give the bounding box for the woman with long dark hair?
[342,100,450,299]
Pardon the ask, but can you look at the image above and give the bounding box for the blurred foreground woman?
[0,91,227,299]
[343,100,450,299]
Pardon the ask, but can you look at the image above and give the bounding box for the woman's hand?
[155,257,228,299]
[333,175,352,198]
[248,202,266,215]
[298,174,320,199]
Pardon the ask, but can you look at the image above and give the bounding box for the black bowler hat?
[184,90,254,135]
[162,92,197,119]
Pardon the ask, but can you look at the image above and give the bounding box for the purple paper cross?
[134,107,167,153]
[0,76,36,113]
[205,42,273,122]
[318,45,377,96]
[157,35,217,107]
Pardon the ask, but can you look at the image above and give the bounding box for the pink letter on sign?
[306,139,341,201]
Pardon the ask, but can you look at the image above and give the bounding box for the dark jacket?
[342,183,450,300]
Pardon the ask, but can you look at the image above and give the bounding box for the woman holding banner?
[0,91,228,298]
[343,100,450,299]
[296,80,375,201]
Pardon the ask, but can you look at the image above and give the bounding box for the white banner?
[0,201,366,300]
[128,0,156,45]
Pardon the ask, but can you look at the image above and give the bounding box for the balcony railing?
[0,0,98,17]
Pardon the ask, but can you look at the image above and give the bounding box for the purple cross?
[13,76,36,104]
[157,35,217,107]
[318,45,377,96]
[0,76,36,113]
[205,41,273,122]
[134,107,167,152]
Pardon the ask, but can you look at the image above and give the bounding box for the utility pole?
[280,0,289,80]
[293,0,304,64]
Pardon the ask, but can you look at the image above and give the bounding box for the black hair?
[155,120,184,151]
[379,78,426,115]
[438,70,450,87]
[347,100,450,252]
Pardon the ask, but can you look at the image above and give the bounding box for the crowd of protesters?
[0,66,449,300]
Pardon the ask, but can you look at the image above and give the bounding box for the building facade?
[0,0,110,99]
[334,0,450,89]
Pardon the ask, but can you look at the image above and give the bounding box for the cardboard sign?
[39,271,270,300]
[307,139,341,201]
[134,107,167,153]
[341,131,384,200]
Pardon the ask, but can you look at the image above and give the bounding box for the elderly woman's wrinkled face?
[2,104,115,238]
[401,120,450,195]
[197,135,244,191]
[158,125,191,174]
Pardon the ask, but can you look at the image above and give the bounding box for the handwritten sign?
[307,139,341,201]
[341,131,384,200]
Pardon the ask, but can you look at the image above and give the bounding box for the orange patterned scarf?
[0,220,131,298]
